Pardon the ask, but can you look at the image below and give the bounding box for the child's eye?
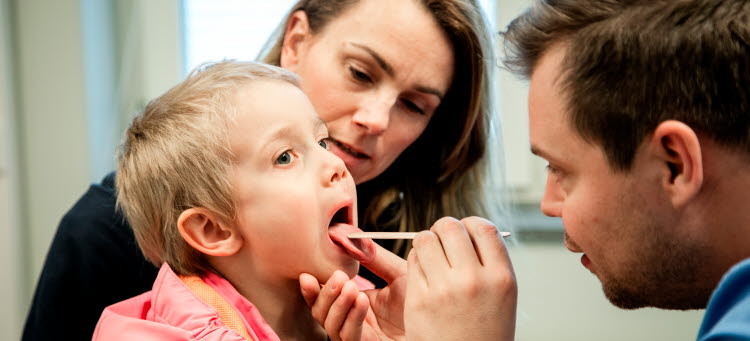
[275,150,296,165]
[318,138,329,150]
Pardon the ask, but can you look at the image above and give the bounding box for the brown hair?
[116,61,299,275]
[260,0,504,257]
[503,0,750,170]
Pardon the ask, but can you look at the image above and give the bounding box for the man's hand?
[405,216,517,341]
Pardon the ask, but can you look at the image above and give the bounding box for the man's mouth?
[329,138,370,159]
[564,232,583,253]
[327,204,375,263]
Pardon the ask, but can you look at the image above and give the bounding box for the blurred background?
[0,0,703,340]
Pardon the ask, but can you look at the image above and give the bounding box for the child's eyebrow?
[314,117,328,131]
[264,117,327,143]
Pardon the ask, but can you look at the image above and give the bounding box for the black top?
[22,172,388,340]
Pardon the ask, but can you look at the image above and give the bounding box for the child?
[93,61,377,341]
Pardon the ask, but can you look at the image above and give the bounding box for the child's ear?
[649,120,704,208]
[280,10,311,71]
[178,208,242,257]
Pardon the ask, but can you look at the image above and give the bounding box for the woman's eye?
[318,138,329,150]
[275,151,296,165]
[401,99,425,115]
[349,66,372,83]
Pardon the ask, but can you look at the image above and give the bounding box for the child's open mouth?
[327,205,376,263]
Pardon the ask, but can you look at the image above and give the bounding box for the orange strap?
[179,275,253,340]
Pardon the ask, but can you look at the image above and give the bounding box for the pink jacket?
[93,263,374,341]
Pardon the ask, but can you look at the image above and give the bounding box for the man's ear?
[178,208,242,257]
[280,10,311,71]
[649,120,704,208]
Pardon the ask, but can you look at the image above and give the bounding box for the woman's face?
[281,0,455,184]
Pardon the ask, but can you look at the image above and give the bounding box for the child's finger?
[324,280,360,340]
[311,270,349,326]
[338,292,368,341]
[299,273,322,308]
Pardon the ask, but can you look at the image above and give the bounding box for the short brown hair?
[116,61,299,275]
[261,0,503,256]
[503,0,750,170]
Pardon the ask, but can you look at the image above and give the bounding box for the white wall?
[512,243,704,340]
[14,0,92,290]
[8,0,182,336]
[0,0,23,339]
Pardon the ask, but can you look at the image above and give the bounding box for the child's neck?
[214,261,326,340]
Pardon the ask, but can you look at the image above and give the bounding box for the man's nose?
[540,175,563,217]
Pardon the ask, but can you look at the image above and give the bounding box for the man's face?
[528,45,711,310]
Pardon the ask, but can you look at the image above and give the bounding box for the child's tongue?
[328,223,376,264]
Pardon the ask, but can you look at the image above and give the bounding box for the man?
[302,0,750,340]
[504,0,750,338]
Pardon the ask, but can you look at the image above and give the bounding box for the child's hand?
[300,271,370,341]
[300,252,407,341]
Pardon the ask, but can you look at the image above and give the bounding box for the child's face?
[229,80,367,282]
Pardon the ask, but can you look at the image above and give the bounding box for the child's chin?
[338,261,360,279]
[319,261,359,281]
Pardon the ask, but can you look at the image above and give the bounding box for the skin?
[280,0,455,184]
[180,80,366,340]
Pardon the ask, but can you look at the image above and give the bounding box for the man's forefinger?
[461,216,514,270]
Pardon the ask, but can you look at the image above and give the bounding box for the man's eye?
[318,138,329,150]
[275,151,296,165]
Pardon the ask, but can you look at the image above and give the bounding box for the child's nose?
[322,151,348,187]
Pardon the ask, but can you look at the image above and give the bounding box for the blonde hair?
[260,0,506,256]
[116,61,299,275]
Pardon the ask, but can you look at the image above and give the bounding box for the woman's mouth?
[329,138,370,159]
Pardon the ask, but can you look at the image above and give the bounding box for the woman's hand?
[405,216,517,341]
[300,243,407,341]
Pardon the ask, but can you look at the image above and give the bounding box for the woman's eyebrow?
[351,42,393,76]
[350,42,445,100]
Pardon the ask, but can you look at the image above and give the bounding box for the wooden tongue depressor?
[347,231,511,239]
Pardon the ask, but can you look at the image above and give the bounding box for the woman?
[22,0,505,340]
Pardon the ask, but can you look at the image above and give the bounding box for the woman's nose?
[540,175,563,218]
[351,97,392,136]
